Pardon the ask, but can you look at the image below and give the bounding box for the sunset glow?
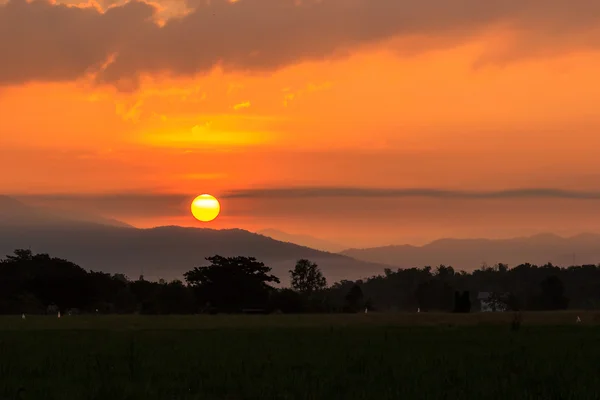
[3,0,600,246]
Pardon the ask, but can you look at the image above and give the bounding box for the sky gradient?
[2,0,600,247]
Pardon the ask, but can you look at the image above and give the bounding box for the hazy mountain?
[0,195,133,228]
[341,233,600,271]
[0,197,388,283]
[0,226,387,284]
[257,229,347,253]
[0,195,65,226]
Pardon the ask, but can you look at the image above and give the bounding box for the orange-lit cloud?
[3,0,600,88]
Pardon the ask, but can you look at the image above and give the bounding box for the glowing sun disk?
[191,194,220,222]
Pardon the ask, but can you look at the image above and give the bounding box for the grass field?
[1,312,600,400]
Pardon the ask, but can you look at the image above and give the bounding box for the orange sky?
[3,0,600,247]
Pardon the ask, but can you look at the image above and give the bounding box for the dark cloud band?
[1,0,600,87]
[222,187,600,199]
[9,187,600,220]
[16,186,600,204]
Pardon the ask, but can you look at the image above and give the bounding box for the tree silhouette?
[4,248,600,315]
[453,291,471,313]
[156,280,196,314]
[1,249,92,312]
[462,291,471,313]
[453,291,460,312]
[269,288,305,313]
[290,259,327,294]
[538,275,569,310]
[484,292,512,312]
[416,279,455,312]
[344,284,363,312]
[184,255,280,312]
[130,277,161,314]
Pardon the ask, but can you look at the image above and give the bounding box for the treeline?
[348,263,576,312]
[0,250,353,315]
[1,249,599,314]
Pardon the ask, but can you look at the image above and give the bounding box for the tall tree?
[184,255,280,312]
[290,259,327,294]
[0,249,92,313]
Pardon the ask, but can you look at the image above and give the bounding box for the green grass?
[1,314,600,399]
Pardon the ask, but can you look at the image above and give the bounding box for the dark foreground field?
[1,312,600,400]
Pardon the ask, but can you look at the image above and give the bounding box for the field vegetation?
[1,314,600,400]
[2,249,600,399]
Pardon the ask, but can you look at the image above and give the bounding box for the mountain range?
[257,229,347,253]
[4,194,600,283]
[0,196,386,284]
[342,233,600,271]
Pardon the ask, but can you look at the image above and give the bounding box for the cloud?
[222,187,600,200]
[232,101,251,111]
[10,187,600,228]
[0,0,157,86]
[2,0,600,87]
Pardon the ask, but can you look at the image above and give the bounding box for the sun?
[191,194,221,222]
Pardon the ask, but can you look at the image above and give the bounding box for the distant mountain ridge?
[257,229,347,253]
[341,233,600,271]
[0,196,388,283]
[7,194,600,282]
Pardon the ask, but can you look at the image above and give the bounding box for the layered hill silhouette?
[341,233,600,271]
[7,195,600,282]
[0,196,385,283]
[257,228,347,253]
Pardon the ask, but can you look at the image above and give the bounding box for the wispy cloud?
[232,101,251,111]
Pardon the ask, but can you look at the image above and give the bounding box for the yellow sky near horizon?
[3,0,600,245]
